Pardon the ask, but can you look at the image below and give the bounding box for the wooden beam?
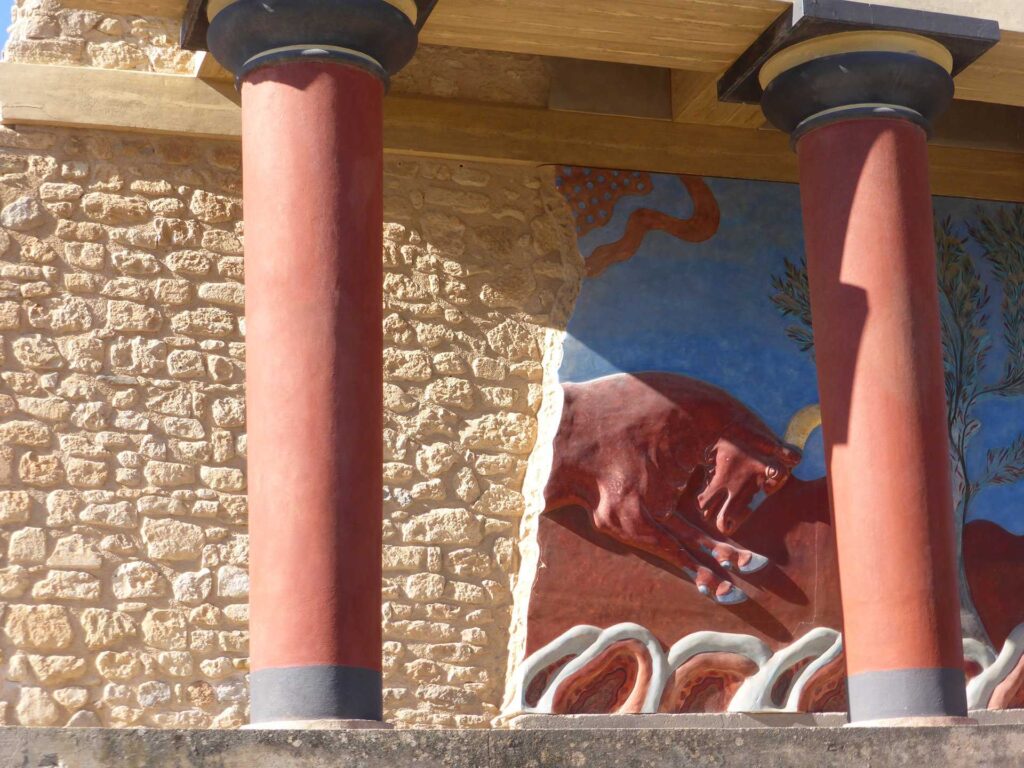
[0,63,1020,202]
[0,63,239,140]
[422,0,787,72]
[548,59,671,121]
[956,31,1024,107]
[60,0,186,18]
[193,51,233,81]
[52,0,1024,110]
[671,70,766,129]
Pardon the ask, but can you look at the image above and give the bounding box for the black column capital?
[207,0,431,84]
[759,35,954,140]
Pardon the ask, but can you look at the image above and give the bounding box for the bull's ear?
[779,443,803,468]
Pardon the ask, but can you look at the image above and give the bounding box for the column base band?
[793,104,929,145]
[250,665,383,724]
[847,667,968,723]
[240,45,387,86]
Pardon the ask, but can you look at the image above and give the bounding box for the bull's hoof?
[737,552,769,575]
[715,585,748,605]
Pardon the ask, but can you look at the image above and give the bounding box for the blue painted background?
[557,170,1024,534]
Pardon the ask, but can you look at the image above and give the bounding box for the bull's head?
[697,432,802,536]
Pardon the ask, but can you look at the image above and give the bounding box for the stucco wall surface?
[0,118,582,729]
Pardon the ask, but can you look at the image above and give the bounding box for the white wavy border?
[515,622,1024,715]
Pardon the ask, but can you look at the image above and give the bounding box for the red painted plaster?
[242,60,384,674]
[796,118,963,680]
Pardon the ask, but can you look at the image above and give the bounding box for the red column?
[242,61,384,724]
[797,117,966,722]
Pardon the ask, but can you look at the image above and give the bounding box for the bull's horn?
[784,404,822,450]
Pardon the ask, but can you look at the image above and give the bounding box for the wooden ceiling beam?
[0,63,1020,203]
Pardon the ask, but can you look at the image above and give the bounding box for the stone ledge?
[3,724,1024,768]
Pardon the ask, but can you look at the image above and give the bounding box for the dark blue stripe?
[250,665,383,723]
[847,667,967,722]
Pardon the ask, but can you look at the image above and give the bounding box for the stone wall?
[7,0,197,73]
[0,116,581,728]
[0,0,583,730]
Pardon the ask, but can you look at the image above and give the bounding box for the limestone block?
[425,377,474,409]
[0,300,20,329]
[19,396,74,422]
[79,607,137,649]
[53,687,89,711]
[166,250,213,276]
[211,396,244,427]
[153,278,192,305]
[79,501,136,529]
[384,349,433,381]
[87,41,147,69]
[172,569,212,605]
[137,680,172,707]
[472,485,526,518]
[189,190,238,223]
[4,605,73,650]
[71,402,112,431]
[96,650,141,681]
[405,573,446,600]
[112,562,167,600]
[13,335,64,369]
[137,495,188,517]
[27,654,87,685]
[1,195,46,230]
[10,527,47,563]
[46,490,80,527]
[445,549,493,579]
[217,630,248,652]
[223,604,248,624]
[0,490,32,524]
[171,307,235,337]
[198,282,244,308]
[142,609,188,650]
[20,451,63,487]
[111,247,160,275]
[81,192,148,224]
[65,457,108,488]
[107,300,161,332]
[142,517,204,561]
[215,564,248,598]
[199,657,234,679]
[16,688,61,726]
[144,460,196,487]
[167,349,205,378]
[402,509,483,546]
[157,416,205,440]
[460,412,537,454]
[0,565,30,597]
[415,443,457,477]
[32,570,101,601]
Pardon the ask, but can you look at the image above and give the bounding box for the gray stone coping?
[3,723,1024,768]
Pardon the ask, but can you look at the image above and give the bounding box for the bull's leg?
[656,513,769,575]
[591,491,747,605]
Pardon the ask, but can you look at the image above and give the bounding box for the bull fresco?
[514,168,1024,716]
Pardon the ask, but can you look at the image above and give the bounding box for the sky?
[556,169,1024,535]
[1,0,12,49]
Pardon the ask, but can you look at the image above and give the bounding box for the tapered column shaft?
[243,61,384,724]
[797,117,966,722]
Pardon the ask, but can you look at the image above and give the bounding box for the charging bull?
[543,372,802,605]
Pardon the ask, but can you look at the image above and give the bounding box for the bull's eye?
[765,464,780,482]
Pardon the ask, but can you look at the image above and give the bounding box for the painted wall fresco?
[515,168,1024,716]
